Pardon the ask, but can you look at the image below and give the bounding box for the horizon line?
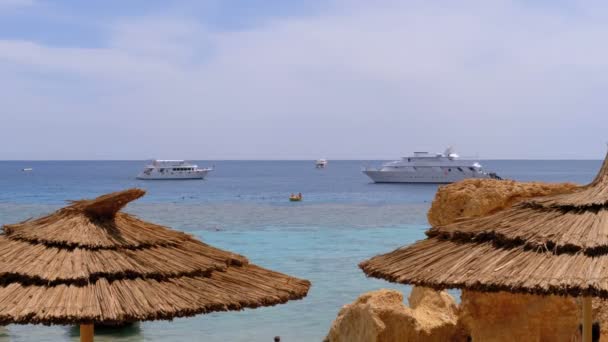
[0,158,603,162]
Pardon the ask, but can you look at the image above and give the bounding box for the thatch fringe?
[0,237,247,268]
[428,228,608,256]
[0,265,310,325]
[6,237,179,252]
[4,212,193,250]
[426,205,608,255]
[0,269,217,287]
[0,238,249,286]
[519,200,608,212]
[360,238,608,299]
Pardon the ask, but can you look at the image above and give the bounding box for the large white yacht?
[136,160,213,180]
[362,147,500,183]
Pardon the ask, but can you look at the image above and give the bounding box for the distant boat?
[289,193,303,202]
[22,168,33,172]
[315,159,328,169]
[136,160,213,180]
[362,147,501,183]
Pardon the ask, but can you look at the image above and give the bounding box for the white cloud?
[0,0,607,159]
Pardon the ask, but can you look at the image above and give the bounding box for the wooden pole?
[583,297,592,342]
[80,323,94,342]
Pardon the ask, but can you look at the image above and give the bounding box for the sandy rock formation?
[427,179,578,226]
[330,179,590,341]
[325,287,465,342]
[460,290,580,342]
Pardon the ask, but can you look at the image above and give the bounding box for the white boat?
[22,168,33,172]
[362,147,500,183]
[315,159,328,168]
[136,160,213,180]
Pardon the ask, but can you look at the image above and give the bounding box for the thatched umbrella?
[0,189,310,341]
[360,153,608,342]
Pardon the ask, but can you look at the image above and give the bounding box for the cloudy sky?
[1,0,607,160]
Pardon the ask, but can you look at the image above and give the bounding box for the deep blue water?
[0,160,601,341]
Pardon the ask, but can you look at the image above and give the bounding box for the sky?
[1,0,608,160]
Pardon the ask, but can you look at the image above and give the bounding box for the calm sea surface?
[0,160,601,341]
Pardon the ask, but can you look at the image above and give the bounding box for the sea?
[0,160,601,342]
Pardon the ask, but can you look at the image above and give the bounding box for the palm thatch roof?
[360,153,608,298]
[0,189,310,325]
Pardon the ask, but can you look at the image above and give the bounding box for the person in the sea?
[298,192,302,199]
[290,193,295,198]
[274,337,280,342]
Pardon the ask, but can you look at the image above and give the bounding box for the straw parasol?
[0,189,310,341]
[360,152,608,342]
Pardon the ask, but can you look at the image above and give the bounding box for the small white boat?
[362,147,500,184]
[22,168,33,172]
[315,159,328,168]
[136,160,212,180]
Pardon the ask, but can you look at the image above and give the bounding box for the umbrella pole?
[583,296,592,342]
[80,323,94,342]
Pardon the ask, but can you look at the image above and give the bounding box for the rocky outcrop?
[325,288,465,342]
[326,287,597,342]
[331,179,592,341]
[460,290,580,342]
[427,179,578,226]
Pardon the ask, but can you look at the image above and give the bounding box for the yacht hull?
[136,170,210,180]
[362,147,499,184]
[363,170,491,184]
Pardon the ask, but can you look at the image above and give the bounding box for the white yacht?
[362,147,500,183]
[315,159,328,168]
[136,160,213,180]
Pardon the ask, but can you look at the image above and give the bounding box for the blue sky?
[1,0,608,159]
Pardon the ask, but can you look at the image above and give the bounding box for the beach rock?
[325,287,465,342]
[460,290,580,342]
[337,179,593,342]
[427,179,578,226]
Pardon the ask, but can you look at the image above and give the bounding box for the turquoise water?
[0,160,601,341]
